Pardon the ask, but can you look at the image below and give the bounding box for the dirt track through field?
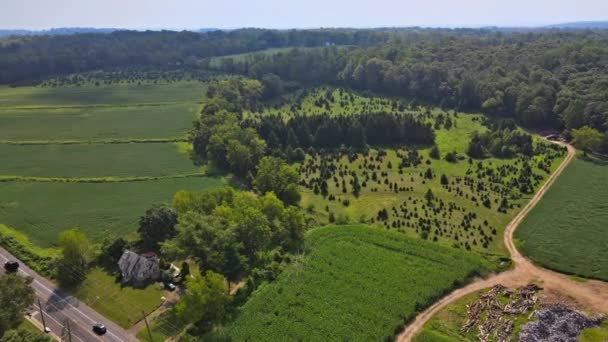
[397,143,608,341]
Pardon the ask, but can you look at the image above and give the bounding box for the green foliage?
[57,228,92,287]
[572,126,604,153]
[0,275,35,337]
[0,328,51,342]
[138,206,178,252]
[0,225,58,276]
[254,156,300,205]
[163,189,307,283]
[516,156,608,281]
[175,271,232,327]
[226,225,489,341]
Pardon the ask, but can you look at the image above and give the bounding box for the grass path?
[398,142,608,341]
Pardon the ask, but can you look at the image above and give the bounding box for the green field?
[0,103,200,141]
[515,155,608,281]
[0,82,206,107]
[0,177,225,247]
[226,225,490,341]
[0,143,201,178]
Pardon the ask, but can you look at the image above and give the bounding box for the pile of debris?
[460,284,541,342]
[519,303,604,342]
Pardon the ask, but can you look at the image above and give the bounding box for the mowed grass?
[226,225,490,341]
[74,267,165,328]
[0,103,199,141]
[0,177,225,247]
[0,142,201,178]
[515,155,608,281]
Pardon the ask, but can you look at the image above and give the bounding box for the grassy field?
[0,142,201,178]
[226,225,490,341]
[0,103,200,141]
[279,88,566,255]
[0,82,206,107]
[515,155,608,281]
[0,177,225,247]
[74,267,165,328]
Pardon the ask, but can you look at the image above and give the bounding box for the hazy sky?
[3,0,608,30]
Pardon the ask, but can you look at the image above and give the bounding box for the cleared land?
[0,142,201,178]
[0,177,224,247]
[226,225,490,341]
[515,155,608,281]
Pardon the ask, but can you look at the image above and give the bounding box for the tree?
[572,126,603,155]
[254,156,301,205]
[0,328,51,342]
[0,275,35,337]
[429,145,440,159]
[138,206,178,252]
[175,271,232,329]
[57,229,92,287]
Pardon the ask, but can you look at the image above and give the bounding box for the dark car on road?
[92,323,107,335]
[4,261,19,273]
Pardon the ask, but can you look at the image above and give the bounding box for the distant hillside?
[0,27,118,37]
[545,21,608,29]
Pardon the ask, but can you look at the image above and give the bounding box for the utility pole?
[38,299,48,333]
[65,319,73,342]
[142,310,153,342]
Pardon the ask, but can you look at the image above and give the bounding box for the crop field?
[0,82,206,107]
[207,47,346,69]
[226,225,490,341]
[0,103,200,141]
[0,81,228,250]
[0,142,201,178]
[258,88,565,254]
[0,177,224,247]
[515,155,608,281]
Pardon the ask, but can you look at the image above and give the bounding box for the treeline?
[250,112,434,151]
[214,30,608,132]
[467,120,534,158]
[0,28,391,84]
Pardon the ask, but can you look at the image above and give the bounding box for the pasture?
[515,155,608,281]
[226,225,490,341]
[0,175,225,247]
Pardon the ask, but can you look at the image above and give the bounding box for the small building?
[118,250,160,286]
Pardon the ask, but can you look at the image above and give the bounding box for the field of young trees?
[225,225,490,341]
[245,87,566,254]
[515,155,608,281]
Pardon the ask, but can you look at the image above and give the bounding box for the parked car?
[92,323,107,335]
[4,261,19,273]
[165,282,176,291]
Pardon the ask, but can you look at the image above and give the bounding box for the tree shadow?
[579,152,608,166]
[44,288,80,313]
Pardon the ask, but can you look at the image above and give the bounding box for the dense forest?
[0,28,390,84]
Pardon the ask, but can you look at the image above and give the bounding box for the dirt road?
[397,143,608,341]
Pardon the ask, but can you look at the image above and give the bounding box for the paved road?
[397,142,608,341]
[0,247,138,342]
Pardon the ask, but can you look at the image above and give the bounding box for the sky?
[2,0,608,30]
